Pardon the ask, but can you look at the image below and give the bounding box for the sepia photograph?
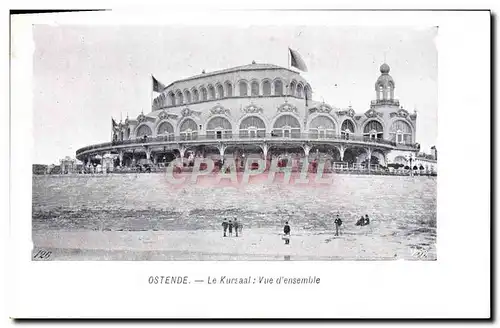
[31,24,438,261]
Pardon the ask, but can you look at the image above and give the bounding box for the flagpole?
[287,47,290,70]
[286,47,290,101]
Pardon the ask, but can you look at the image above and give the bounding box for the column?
[302,143,311,162]
[260,143,269,169]
[118,151,124,167]
[338,146,345,170]
[145,147,151,163]
[302,143,311,172]
[366,148,372,173]
[217,142,227,159]
[178,145,186,160]
[102,153,106,173]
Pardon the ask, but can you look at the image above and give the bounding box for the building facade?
[59,156,84,174]
[76,62,432,172]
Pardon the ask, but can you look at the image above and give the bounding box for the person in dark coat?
[234,219,239,237]
[334,215,343,236]
[355,216,365,226]
[228,220,233,237]
[222,219,228,237]
[364,214,370,225]
[283,221,291,245]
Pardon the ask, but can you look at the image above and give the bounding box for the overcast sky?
[33,25,437,164]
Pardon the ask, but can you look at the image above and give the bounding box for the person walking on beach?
[283,221,291,245]
[234,219,239,237]
[222,219,228,237]
[334,215,343,236]
[228,220,233,237]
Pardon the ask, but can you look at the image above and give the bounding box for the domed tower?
[372,63,400,109]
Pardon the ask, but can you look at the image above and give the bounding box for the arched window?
[239,116,266,138]
[184,90,191,104]
[201,87,208,101]
[208,86,215,100]
[176,91,184,105]
[289,82,296,97]
[363,120,383,140]
[239,81,248,96]
[225,82,233,97]
[341,120,355,139]
[262,80,271,96]
[296,84,303,98]
[272,114,300,138]
[157,121,175,140]
[378,85,384,100]
[179,119,198,140]
[192,89,199,102]
[251,81,259,96]
[136,125,152,138]
[274,80,283,96]
[390,120,412,144]
[168,93,175,106]
[309,116,336,139]
[206,116,232,139]
[386,84,392,100]
[216,84,224,99]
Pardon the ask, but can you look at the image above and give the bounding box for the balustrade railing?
[76,133,419,155]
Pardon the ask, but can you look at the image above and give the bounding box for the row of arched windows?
[134,117,413,144]
[157,79,312,108]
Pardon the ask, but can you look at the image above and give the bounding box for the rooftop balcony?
[370,99,400,107]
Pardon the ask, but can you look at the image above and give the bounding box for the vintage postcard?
[8,8,490,319]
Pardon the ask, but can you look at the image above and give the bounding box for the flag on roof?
[289,48,308,72]
[152,75,166,93]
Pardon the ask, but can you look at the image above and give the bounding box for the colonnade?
[82,141,389,170]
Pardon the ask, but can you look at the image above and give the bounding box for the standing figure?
[355,216,365,226]
[283,221,291,245]
[228,220,233,237]
[234,219,239,237]
[364,214,370,225]
[334,215,343,236]
[222,219,228,237]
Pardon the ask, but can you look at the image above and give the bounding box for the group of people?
[221,218,242,237]
[220,214,371,243]
[355,214,370,227]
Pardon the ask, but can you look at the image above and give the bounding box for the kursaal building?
[76,51,436,173]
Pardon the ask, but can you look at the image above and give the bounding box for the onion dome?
[380,63,390,74]
[375,63,395,89]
